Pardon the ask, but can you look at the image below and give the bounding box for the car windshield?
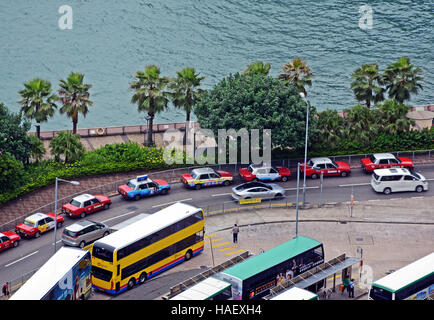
[369,155,376,163]
[411,172,422,180]
[307,160,314,167]
[331,161,339,168]
[190,171,198,179]
[23,220,35,227]
[70,199,81,207]
[127,181,136,189]
[63,229,78,237]
[248,166,254,173]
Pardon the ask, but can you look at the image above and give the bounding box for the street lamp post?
[300,92,310,209]
[54,178,80,254]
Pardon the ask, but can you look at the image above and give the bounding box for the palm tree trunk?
[73,119,78,134]
[147,114,154,146]
[36,122,41,139]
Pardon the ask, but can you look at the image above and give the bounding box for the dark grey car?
[62,220,110,248]
[232,181,286,200]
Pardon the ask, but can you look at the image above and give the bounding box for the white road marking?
[338,183,370,187]
[389,198,402,201]
[152,198,193,208]
[411,196,424,199]
[285,186,319,191]
[101,210,136,223]
[5,251,39,267]
[212,193,232,197]
[368,199,380,202]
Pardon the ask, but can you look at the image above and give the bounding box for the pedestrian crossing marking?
[211,241,230,248]
[326,274,342,281]
[219,245,238,252]
[204,234,216,239]
[225,249,245,256]
[204,237,223,244]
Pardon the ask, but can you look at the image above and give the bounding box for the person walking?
[341,276,350,295]
[348,279,355,298]
[232,224,239,244]
[2,282,10,299]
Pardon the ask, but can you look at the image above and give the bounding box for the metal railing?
[1,149,433,233]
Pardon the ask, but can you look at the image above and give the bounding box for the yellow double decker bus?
[90,202,205,294]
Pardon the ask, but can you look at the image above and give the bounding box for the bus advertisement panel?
[10,247,92,300]
[91,202,205,295]
[215,236,324,300]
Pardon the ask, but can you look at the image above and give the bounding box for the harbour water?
[1,1,432,131]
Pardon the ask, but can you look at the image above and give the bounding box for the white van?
[371,168,428,195]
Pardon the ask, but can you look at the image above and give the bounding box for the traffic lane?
[2,165,433,285]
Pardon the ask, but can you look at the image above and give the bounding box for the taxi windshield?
[23,220,35,227]
[191,171,198,179]
[70,199,81,207]
[127,181,136,189]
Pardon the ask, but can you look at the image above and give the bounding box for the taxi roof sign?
[137,175,148,182]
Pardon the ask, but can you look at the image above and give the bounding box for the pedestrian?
[2,282,9,299]
[341,276,350,295]
[348,279,355,298]
[232,224,239,243]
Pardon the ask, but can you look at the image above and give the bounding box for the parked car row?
[0,153,426,254]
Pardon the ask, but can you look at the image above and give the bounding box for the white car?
[371,168,428,195]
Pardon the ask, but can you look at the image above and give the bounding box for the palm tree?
[18,78,58,139]
[344,104,381,143]
[58,72,93,134]
[383,57,424,103]
[49,131,85,163]
[350,63,384,108]
[378,100,415,135]
[169,67,205,122]
[243,61,271,76]
[130,65,170,146]
[317,109,345,147]
[278,58,314,96]
[28,134,46,162]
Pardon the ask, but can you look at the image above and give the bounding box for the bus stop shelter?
[265,253,362,300]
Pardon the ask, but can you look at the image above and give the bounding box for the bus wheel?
[128,278,136,290]
[139,272,147,284]
[184,250,193,261]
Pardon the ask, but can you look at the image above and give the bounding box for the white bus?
[369,252,434,300]
[10,247,92,300]
[270,287,318,300]
[170,276,232,300]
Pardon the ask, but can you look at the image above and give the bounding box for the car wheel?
[415,185,423,193]
[104,203,110,210]
[274,193,283,199]
[139,272,147,284]
[79,241,86,248]
[311,173,318,179]
[13,241,19,247]
[80,212,86,218]
[281,176,288,182]
[134,194,141,201]
[57,221,63,228]
[195,184,202,190]
[383,187,392,195]
[103,231,109,237]
[161,189,168,195]
[340,171,348,177]
[35,231,41,238]
[224,180,231,186]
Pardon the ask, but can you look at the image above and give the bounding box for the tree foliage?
[194,73,319,151]
[49,131,85,163]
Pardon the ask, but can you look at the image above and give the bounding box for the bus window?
[92,245,114,262]
[91,266,113,282]
[369,286,393,300]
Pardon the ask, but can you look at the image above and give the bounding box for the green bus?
[369,252,434,300]
[214,236,324,300]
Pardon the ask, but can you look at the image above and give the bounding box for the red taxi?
[300,157,351,179]
[239,164,291,182]
[0,232,21,252]
[15,212,64,238]
[62,194,111,218]
[361,153,413,173]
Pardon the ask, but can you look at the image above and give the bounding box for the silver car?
[62,220,110,248]
[232,182,286,200]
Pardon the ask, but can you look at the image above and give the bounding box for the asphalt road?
[1,163,433,295]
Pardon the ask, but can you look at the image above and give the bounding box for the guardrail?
[1,149,433,233]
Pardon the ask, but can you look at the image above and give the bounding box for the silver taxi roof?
[72,193,95,203]
[309,157,332,164]
[373,153,395,160]
[191,167,216,175]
